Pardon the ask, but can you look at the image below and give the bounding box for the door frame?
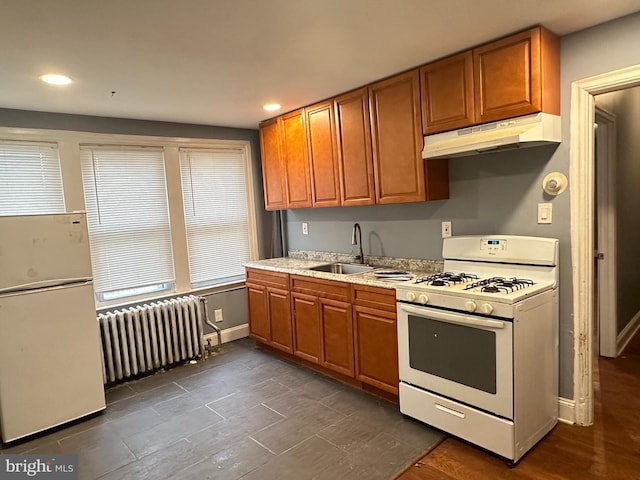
[570,64,640,426]
[594,107,617,358]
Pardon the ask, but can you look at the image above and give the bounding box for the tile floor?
[1,338,444,479]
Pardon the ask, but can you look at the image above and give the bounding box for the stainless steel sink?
[307,262,374,275]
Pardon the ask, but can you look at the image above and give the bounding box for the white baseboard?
[558,397,576,424]
[617,310,640,356]
[204,323,249,345]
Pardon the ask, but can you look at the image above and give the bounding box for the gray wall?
[287,11,640,400]
[0,108,269,331]
[596,87,640,335]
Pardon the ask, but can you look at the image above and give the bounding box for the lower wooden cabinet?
[320,298,354,377]
[247,283,270,343]
[247,268,399,398]
[353,284,399,395]
[246,268,293,353]
[268,288,293,353]
[291,292,322,363]
[354,305,399,395]
[291,275,354,376]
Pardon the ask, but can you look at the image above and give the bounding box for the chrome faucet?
[351,223,364,264]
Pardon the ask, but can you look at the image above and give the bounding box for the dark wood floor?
[399,332,640,480]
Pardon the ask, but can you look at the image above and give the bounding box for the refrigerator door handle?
[0,278,93,295]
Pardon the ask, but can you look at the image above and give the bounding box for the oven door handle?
[398,304,505,329]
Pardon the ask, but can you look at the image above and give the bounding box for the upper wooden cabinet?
[474,26,559,124]
[369,70,449,203]
[258,118,286,210]
[281,109,312,209]
[421,26,560,134]
[334,88,375,206]
[420,51,475,134]
[260,110,314,210]
[306,101,341,208]
[369,70,426,204]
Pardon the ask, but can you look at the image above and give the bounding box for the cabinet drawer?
[353,284,396,312]
[290,275,351,302]
[246,268,289,289]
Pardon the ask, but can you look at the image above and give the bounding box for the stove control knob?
[406,292,416,302]
[418,294,429,305]
[465,300,477,313]
[480,303,494,314]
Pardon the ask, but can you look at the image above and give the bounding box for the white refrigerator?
[0,212,106,444]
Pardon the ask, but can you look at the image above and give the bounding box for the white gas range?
[396,235,559,464]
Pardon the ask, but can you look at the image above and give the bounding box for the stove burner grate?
[415,272,478,286]
[469,277,535,293]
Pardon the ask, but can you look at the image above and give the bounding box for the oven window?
[408,315,496,394]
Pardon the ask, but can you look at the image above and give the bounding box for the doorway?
[571,64,640,426]
[593,106,617,358]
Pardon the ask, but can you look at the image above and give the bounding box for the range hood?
[422,112,561,159]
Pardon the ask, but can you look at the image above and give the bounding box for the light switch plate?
[302,222,309,235]
[214,309,223,322]
[538,203,552,224]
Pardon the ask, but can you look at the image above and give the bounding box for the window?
[80,146,175,303]
[0,141,65,215]
[180,147,252,288]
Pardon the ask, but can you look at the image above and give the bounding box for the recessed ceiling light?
[40,74,72,85]
[263,103,281,112]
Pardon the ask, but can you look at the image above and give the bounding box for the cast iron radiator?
[97,295,205,384]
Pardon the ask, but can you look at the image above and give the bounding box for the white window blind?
[0,141,65,215]
[80,146,175,302]
[180,148,251,288]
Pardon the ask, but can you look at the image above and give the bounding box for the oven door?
[397,302,513,419]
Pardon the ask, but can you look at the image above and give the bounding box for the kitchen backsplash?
[288,249,443,273]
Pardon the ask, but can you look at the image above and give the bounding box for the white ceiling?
[1,0,638,129]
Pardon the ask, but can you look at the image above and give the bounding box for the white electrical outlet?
[302,222,309,235]
[441,221,452,238]
[214,309,223,322]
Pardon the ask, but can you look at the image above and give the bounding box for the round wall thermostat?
[542,172,568,196]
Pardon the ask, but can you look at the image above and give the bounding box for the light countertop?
[244,257,439,290]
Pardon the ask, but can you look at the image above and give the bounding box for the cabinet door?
[420,51,475,134]
[473,27,543,124]
[281,109,312,208]
[268,288,292,353]
[259,119,286,210]
[247,283,270,343]
[306,101,340,207]
[320,298,354,377]
[369,70,425,204]
[334,88,375,206]
[354,305,399,395]
[292,292,321,363]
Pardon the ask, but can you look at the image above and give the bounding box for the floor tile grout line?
[248,435,278,456]
[276,430,330,456]
[259,402,287,418]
